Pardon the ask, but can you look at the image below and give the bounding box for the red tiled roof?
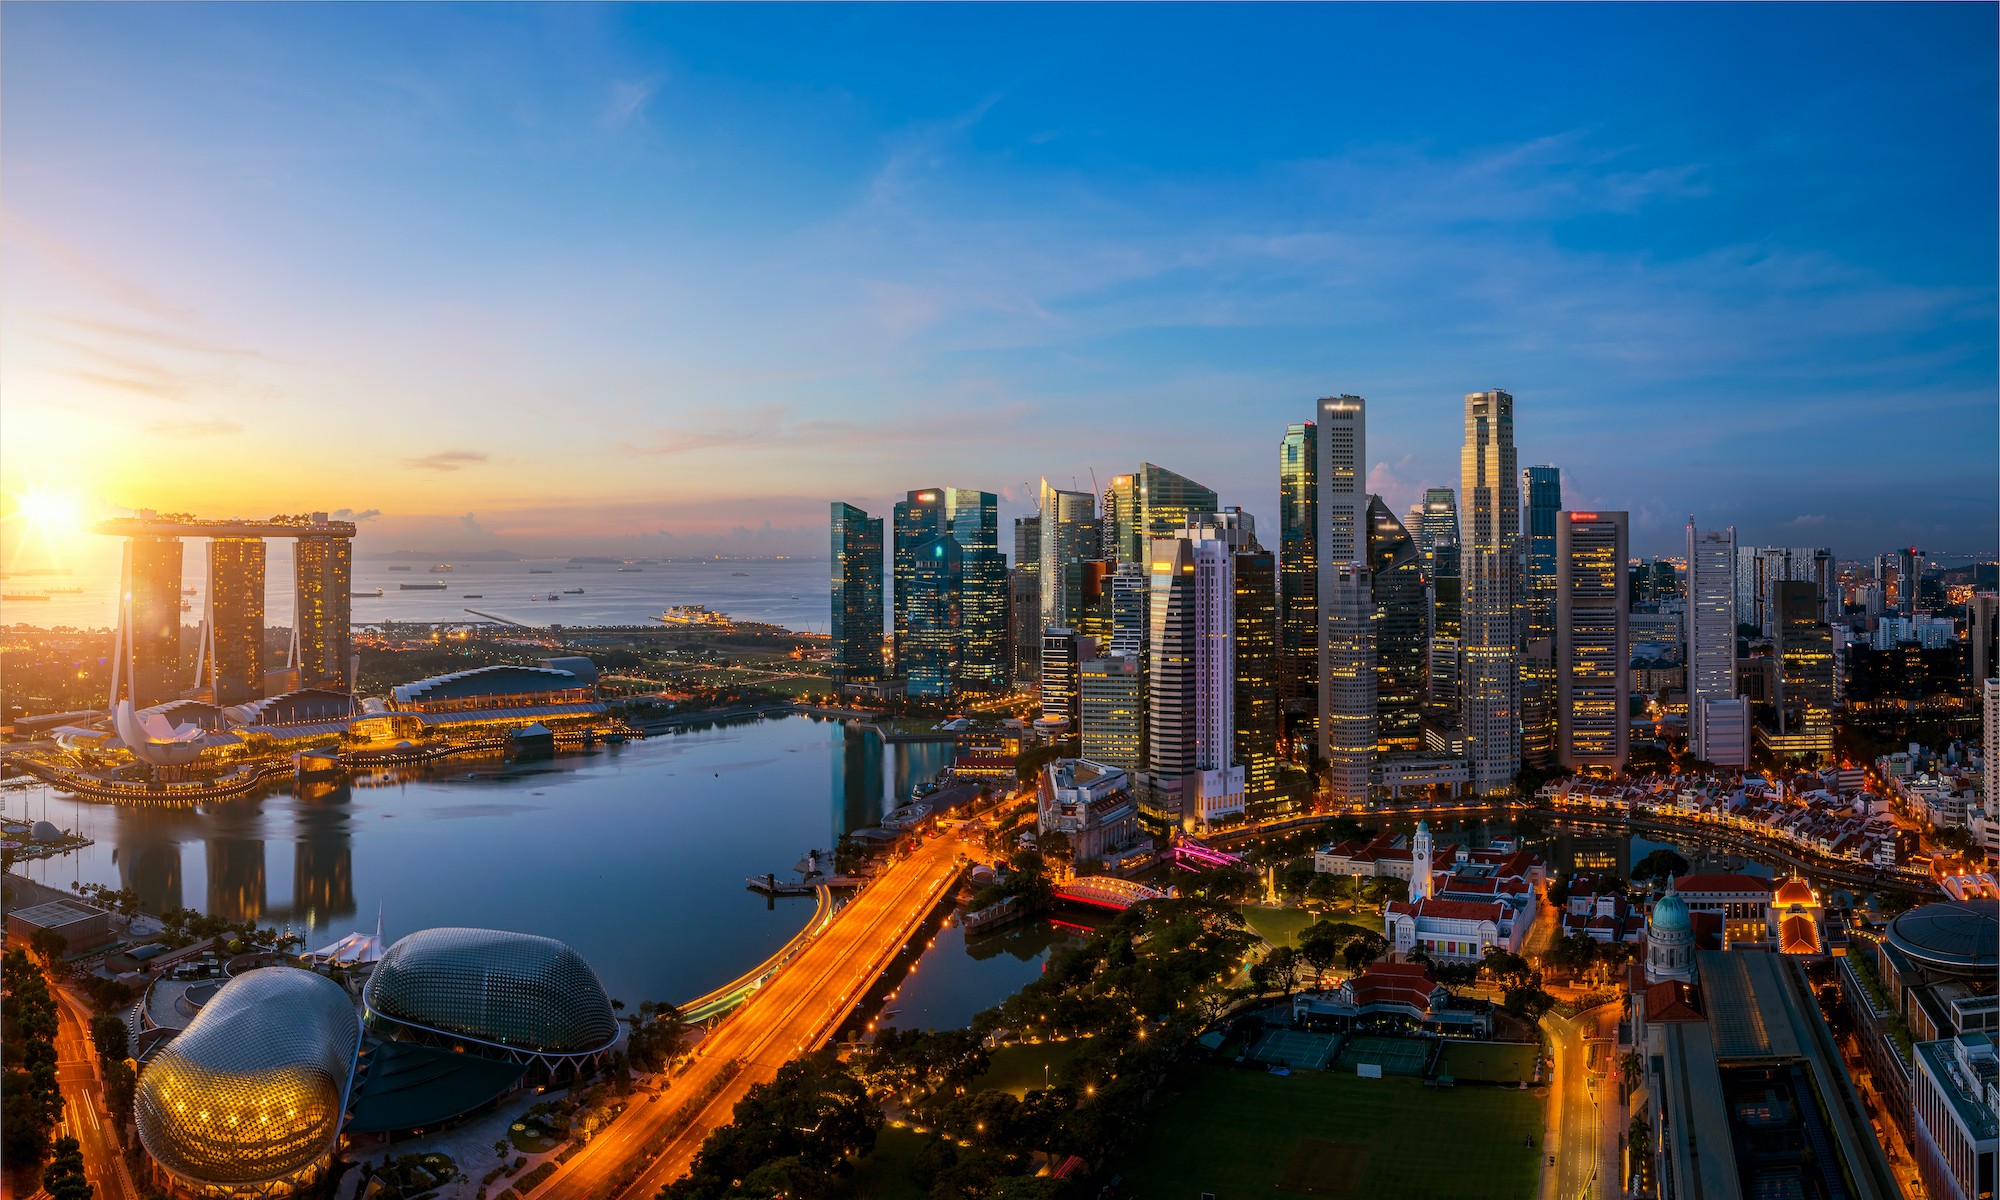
[1349,961,1440,1014]
[1779,913,1819,955]
[1644,980,1705,1023]
[1388,898,1505,923]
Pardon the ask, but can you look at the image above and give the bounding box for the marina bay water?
[2,550,830,634]
[1,715,1009,1012]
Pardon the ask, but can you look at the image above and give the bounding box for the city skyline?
[5,4,1997,567]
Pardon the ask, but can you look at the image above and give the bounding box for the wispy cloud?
[403,450,490,472]
[144,416,242,438]
[602,76,663,129]
[331,507,383,522]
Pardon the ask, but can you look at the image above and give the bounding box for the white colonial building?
[1382,821,1540,961]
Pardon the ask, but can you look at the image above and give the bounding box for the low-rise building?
[1037,758,1144,864]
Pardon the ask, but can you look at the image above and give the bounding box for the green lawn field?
[835,1125,929,1200]
[1114,1067,1543,1200]
[976,1039,1095,1097]
[1238,907,1377,949]
[1442,1041,1541,1084]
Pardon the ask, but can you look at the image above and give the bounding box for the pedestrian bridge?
[1166,835,1243,871]
[1053,875,1168,911]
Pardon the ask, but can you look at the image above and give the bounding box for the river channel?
[2,715,1062,1015]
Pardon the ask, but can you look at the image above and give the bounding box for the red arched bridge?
[1053,875,1169,911]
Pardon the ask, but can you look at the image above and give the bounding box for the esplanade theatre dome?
[363,927,618,1061]
[135,968,360,1195]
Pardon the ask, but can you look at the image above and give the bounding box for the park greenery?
[42,1135,92,1200]
[659,897,1257,1199]
[3,948,65,1190]
[617,1000,687,1075]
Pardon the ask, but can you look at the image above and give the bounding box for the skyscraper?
[1145,524,1246,830]
[1108,562,1149,659]
[1898,546,1923,615]
[1038,479,1097,650]
[1367,497,1425,754]
[1419,488,1462,638]
[1114,464,1218,563]
[1010,514,1042,683]
[1080,654,1144,771]
[903,532,964,699]
[1522,466,1561,645]
[292,532,352,691]
[205,538,266,706]
[1969,592,1999,688]
[1317,394,1374,803]
[892,490,947,670]
[1278,422,1318,747]
[1556,511,1629,773]
[1686,521,1747,766]
[1227,521,1281,819]
[1776,580,1835,730]
[1460,389,1520,795]
[1041,628,1085,727]
[893,488,1003,695]
[111,535,184,708]
[829,503,884,686]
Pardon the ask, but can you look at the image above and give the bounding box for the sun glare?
[17,488,81,536]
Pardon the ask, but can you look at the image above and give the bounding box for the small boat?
[400,582,448,591]
[564,565,584,570]
[463,594,483,599]
[731,571,750,577]
[530,569,553,575]
[350,588,384,598]
[546,593,560,601]
[617,566,644,572]
[562,588,583,595]
[181,586,198,596]
[431,564,454,573]
[179,599,193,611]
[1,593,51,602]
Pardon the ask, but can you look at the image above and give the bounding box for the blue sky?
[3,2,1993,560]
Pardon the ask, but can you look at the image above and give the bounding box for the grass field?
[1115,1067,1543,1200]
[1333,1035,1431,1077]
[976,1039,1095,1097]
[1443,1041,1540,1084]
[1238,907,1377,948]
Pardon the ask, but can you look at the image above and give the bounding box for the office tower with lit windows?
[1108,562,1149,659]
[1099,478,1125,562]
[1145,525,1246,829]
[1969,592,1999,688]
[1986,678,2000,814]
[831,503,885,686]
[1898,547,1923,615]
[892,490,947,671]
[1686,521,1748,765]
[1077,559,1114,647]
[1038,479,1098,648]
[1367,498,1425,754]
[903,533,964,699]
[1278,421,1319,747]
[1144,537,1197,822]
[1109,464,1219,563]
[1041,628,1086,727]
[111,535,185,708]
[205,538,266,706]
[292,532,352,691]
[1776,580,1835,729]
[1419,487,1462,636]
[1316,394,1374,802]
[1011,515,1042,683]
[1522,466,1561,644]
[1231,532,1281,819]
[1556,511,1629,773]
[1460,389,1521,795]
[947,489,1006,689]
[1080,655,1144,771]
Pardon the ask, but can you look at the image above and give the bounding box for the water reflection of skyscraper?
[292,781,356,927]
[206,838,266,922]
[114,827,184,915]
[834,727,884,843]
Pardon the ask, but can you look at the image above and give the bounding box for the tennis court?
[1249,1027,1339,1071]
[1334,1035,1431,1077]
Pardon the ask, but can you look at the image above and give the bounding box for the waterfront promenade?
[529,828,971,1200]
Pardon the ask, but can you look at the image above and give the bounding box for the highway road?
[529,829,971,1200]
[1542,1008,1619,1200]
[52,987,135,1200]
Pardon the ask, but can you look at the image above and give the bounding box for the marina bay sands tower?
[101,511,357,709]
[1460,390,1521,795]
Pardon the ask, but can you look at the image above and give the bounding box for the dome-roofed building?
[362,928,618,1080]
[135,968,360,1198]
[1645,877,1696,985]
[1886,899,1999,975]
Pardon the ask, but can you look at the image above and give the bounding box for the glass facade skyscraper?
[892,488,1002,695]
[1460,389,1520,795]
[1556,510,1629,773]
[206,537,266,706]
[292,534,352,691]
[1522,466,1561,645]
[829,502,884,685]
[903,532,964,699]
[1278,422,1318,744]
[1367,498,1424,754]
[1038,479,1097,649]
[1233,542,1280,818]
[1317,394,1373,803]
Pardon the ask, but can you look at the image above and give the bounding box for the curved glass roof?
[1886,899,1998,972]
[135,968,359,1188]
[364,927,618,1056]
[391,665,584,706]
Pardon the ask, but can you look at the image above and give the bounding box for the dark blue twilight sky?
[3,3,1993,559]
